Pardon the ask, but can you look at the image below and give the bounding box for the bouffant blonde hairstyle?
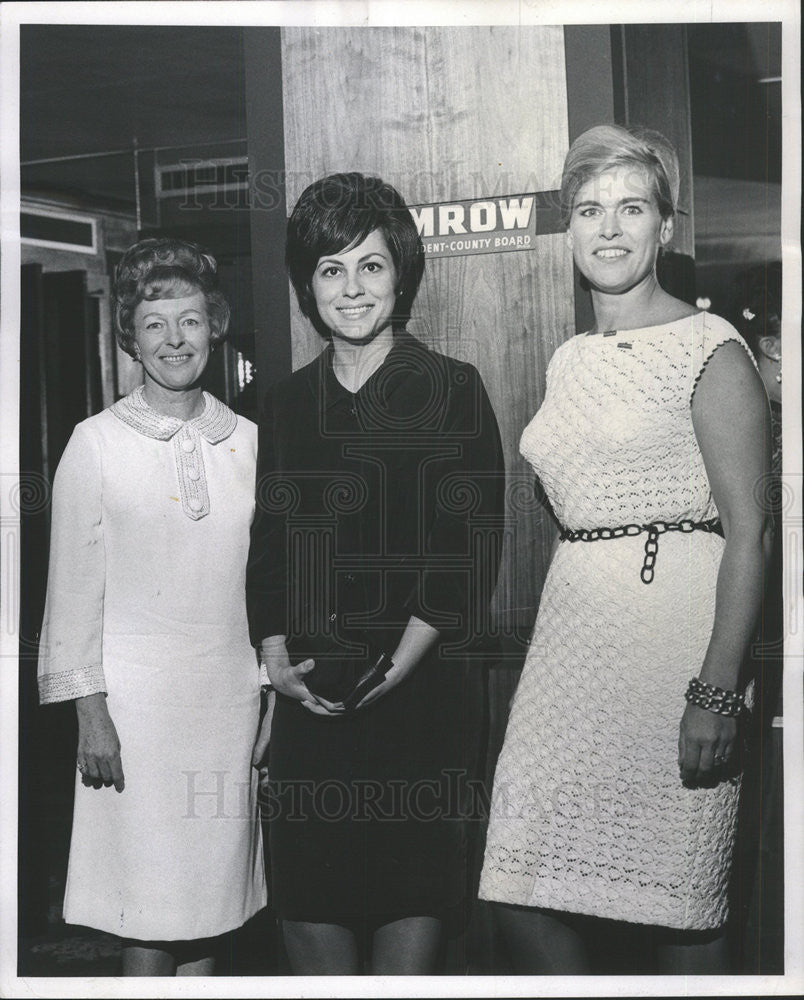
[560,124,680,227]
[113,238,230,358]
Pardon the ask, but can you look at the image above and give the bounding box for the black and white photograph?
[0,0,801,995]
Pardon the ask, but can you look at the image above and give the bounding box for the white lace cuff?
[38,664,107,705]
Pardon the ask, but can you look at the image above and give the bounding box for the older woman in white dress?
[38,238,266,975]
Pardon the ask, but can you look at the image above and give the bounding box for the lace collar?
[110,385,237,443]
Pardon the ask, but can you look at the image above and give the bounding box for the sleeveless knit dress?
[479,311,753,930]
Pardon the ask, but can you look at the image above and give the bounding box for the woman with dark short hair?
[479,126,773,974]
[38,238,266,975]
[246,172,505,973]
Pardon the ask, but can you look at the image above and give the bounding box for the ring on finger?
[713,754,727,765]
[77,761,88,774]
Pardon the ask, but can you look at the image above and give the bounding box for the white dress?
[479,312,753,930]
[38,387,267,941]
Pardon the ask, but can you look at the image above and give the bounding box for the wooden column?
[280,25,575,641]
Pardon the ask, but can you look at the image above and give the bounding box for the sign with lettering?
[409,191,563,258]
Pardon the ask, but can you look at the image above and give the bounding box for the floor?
[18,907,280,978]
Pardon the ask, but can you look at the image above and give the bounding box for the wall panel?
[281,25,575,631]
[618,23,694,256]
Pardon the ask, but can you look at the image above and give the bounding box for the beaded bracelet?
[685,676,746,717]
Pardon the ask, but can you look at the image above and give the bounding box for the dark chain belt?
[559,518,724,584]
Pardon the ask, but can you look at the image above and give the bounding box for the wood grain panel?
[281,25,575,634]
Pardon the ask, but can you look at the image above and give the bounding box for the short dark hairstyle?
[286,172,425,339]
[113,237,230,358]
[560,124,680,227]
[735,261,782,359]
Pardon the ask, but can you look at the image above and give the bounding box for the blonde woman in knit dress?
[479,125,773,974]
[37,239,266,975]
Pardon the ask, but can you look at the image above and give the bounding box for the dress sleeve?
[37,422,107,704]
[691,313,757,402]
[246,386,290,645]
[403,364,506,639]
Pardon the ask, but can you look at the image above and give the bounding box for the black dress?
[246,330,505,922]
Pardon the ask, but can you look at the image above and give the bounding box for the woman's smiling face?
[311,229,398,344]
[132,288,212,393]
[567,164,673,295]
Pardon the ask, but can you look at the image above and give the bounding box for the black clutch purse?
[294,650,391,710]
[286,624,365,703]
[342,653,391,710]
